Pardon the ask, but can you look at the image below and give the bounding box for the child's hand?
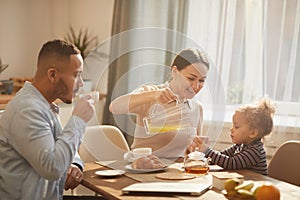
[185,136,209,155]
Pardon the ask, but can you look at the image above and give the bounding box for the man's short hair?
[38,39,81,62]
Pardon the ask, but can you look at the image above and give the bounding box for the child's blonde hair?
[236,98,276,138]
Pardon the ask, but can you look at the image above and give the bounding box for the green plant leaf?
[64,26,98,59]
[0,64,9,74]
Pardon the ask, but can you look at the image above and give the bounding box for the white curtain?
[186,0,300,153]
[187,0,300,126]
[96,0,300,149]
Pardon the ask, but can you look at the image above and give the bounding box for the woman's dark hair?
[171,48,209,70]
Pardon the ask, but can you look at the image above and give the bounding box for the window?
[187,0,300,128]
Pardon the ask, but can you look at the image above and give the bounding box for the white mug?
[124,147,152,162]
[79,91,99,103]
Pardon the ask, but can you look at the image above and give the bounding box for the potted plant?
[64,26,98,60]
[0,57,13,95]
[0,57,9,75]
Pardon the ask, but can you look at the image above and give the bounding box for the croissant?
[132,155,164,169]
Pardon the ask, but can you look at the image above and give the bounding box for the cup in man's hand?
[79,91,99,103]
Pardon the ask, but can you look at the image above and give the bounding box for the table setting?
[81,145,300,200]
[88,146,227,199]
[82,158,300,200]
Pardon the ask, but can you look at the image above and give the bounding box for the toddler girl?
[188,98,276,175]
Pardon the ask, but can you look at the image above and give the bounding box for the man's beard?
[55,79,73,104]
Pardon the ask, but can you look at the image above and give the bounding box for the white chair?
[69,125,130,196]
[268,140,300,186]
[79,125,130,162]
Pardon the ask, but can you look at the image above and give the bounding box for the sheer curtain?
[187,0,300,149]
[99,0,300,148]
[187,0,300,122]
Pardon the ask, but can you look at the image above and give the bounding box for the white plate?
[94,169,125,177]
[125,164,167,173]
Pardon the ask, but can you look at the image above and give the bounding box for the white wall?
[0,0,114,80]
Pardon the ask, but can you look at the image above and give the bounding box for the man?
[0,39,95,199]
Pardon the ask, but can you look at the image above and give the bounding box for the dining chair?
[268,140,300,186]
[79,125,130,162]
[67,125,130,197]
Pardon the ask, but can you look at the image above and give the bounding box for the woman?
[109,48,209,159]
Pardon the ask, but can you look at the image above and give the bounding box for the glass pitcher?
[143,102,192,134]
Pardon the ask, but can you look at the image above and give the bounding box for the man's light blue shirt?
[0,82,86,200]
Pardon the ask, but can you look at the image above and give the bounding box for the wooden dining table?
[81,161,300,200]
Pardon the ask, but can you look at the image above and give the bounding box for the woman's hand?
[155,88,178,104]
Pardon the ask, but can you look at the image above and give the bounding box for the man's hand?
[72,96,95,123]
[64,164,83,191]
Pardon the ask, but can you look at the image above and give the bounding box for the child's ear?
[171,66,178,74]
[249,129,259,139]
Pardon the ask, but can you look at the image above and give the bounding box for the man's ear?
[249,129,259,139]
[48,68,57,83]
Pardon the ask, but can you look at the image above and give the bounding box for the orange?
[254,182,280,200]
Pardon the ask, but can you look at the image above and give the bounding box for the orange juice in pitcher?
[143,102,191,134]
